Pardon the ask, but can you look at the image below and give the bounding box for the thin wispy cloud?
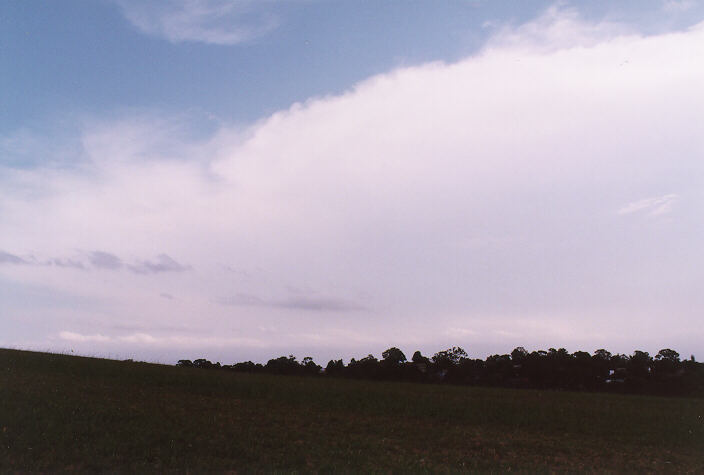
[0,250,189,273]
[617,194,679,216]
[663,0,696,13]
[89,251,123,270]
[0,251,27,265]
[277,297,366,312]
[115,0,279,45]
[129,254,191,274]
[220,293,365,312]
[50,258,86,269]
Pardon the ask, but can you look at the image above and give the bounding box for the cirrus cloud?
[115,0,280,45]
[618,194,679,217]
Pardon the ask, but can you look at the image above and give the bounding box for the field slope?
[1,348,703,472]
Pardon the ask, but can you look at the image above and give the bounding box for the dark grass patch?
[1,348,703,472]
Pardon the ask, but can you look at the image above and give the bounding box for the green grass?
[1,348,703,472]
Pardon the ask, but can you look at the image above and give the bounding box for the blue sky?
[1,1,703,363]
[4,0,700,133]
[2,1,541,131]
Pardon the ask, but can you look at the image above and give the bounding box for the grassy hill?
[1,348,703,472]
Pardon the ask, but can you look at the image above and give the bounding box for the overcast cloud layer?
[1,8,703,363]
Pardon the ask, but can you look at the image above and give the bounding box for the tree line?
[176,346,704,397]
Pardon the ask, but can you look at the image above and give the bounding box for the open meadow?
[1,348,703,472]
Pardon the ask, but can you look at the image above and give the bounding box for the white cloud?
[115,0,279,45]
[59,331,111,343]
[486,5,633,52]
[3,9,704,360]
[663,0,696,13]
[57,330,267,349]
[118,333,158,344]
[618,194,679,216]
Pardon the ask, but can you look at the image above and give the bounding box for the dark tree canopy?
[511,347,528,362]
[382,347,407,365]
[177,345,704,397]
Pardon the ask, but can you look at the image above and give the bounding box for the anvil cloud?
[1,9,703,363]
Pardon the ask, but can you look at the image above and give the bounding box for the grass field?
[1,348,703,472]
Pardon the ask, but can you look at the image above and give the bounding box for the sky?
[1,0,703,364]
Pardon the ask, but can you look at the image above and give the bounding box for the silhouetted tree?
[628,351,652,376]
[382,347,407,365]
[265,355,300,375]
[626,351,652,392]
[511,347,528,363]
[347,354,379,379]
[652,349,683,394]
[485,354,512,385]
[193,358,215,369]
[655,348,680,364]
[231,361,260,372]
[412,350,430,365]
[432,347,467,370]
[301,356,322,375]
[571,351,595,389]
[325,359,345,376]
[377,347,405,379]
[592,349,612,386]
